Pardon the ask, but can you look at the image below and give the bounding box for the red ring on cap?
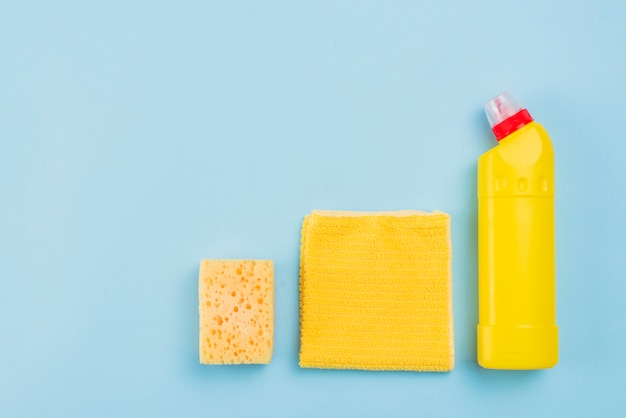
[492,109,534,141]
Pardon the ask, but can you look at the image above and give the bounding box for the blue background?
[1,1,625,417]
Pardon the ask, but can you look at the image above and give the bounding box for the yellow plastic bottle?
[477,92,558,369]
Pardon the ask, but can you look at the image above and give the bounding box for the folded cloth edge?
[310,209,446,218]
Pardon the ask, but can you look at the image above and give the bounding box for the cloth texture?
[299,210,454,371]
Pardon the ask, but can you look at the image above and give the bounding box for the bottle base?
[477,325,558,370]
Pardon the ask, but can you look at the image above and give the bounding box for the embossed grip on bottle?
[490,174,551,197]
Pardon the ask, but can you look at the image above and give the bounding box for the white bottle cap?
[484,92,524,128]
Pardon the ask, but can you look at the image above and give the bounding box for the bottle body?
[477,121,558,369]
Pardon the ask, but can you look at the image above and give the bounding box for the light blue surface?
[1,1,625,417]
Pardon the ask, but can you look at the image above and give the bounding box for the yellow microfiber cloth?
[299,210,454,372]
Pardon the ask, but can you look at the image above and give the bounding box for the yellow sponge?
[299,210,454,372]
[199,260,274,364]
